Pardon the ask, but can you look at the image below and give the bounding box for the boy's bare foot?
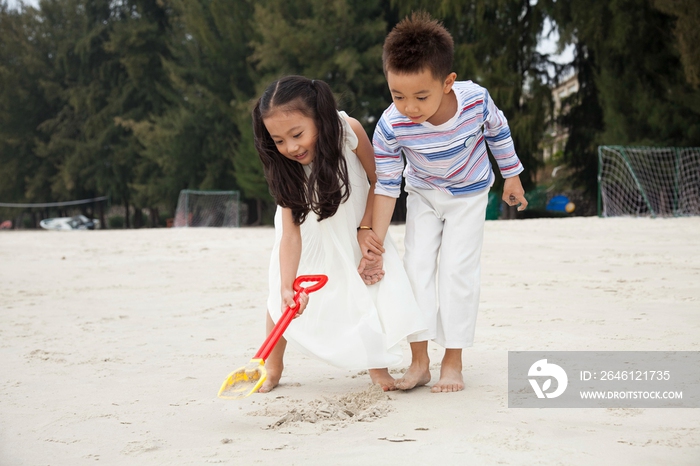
[258,363,282,393]
[369,368,396,391]
[431,349,464,393]
[395,361,431,390]
[396,341,431,390]
[431,366,464,392]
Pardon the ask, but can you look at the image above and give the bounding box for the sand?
[1,217,699,465]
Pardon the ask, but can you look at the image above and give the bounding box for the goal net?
[598,146,700,217]
[173,190,241,227]
[0,196,108,229]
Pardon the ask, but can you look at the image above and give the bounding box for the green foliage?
[2,0,697,225]
[108,214,125,228]
[0,0,179,228]
[231,101,271,202]
[0,2,64,203]
[652,0,700,89]
[122,0,259,215]
[546,0,700,200]
[250,0,389,130]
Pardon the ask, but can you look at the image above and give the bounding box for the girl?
[252,75,425,393]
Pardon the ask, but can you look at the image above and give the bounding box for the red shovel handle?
[254,274,328,361]
[293,274,328,293]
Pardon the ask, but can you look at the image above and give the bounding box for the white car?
[40,215,100,230]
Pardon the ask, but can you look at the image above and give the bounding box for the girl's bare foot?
[257,363,282,393]
[369,368,396,391]
[431,349,464,393]
[258,312,287,394]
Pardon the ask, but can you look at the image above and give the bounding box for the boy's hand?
[357,252,385,285]
[357,228,385,260]
[282,289,308,319]
[503,176,528,211]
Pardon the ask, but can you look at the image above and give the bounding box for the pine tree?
[250,0,389,130]
[13,1,178,228]
[0,1,73,207]
[652,0,700,89]
[246,0,397,222]
[547,0,700,200]
[107,0,177,227]
[231,101,272,224]
[126,0,266,222]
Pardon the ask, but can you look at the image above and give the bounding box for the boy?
[364,12,528,393]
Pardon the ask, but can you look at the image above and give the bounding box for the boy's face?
[386,68,457,125]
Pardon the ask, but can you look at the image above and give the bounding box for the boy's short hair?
[382,11,454,80]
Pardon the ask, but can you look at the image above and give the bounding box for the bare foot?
[395,361,431,390]
[431,367,464,393]
[257,363,282,393]
[431,350,464,393]
[258,313,287,394]
[369,368,396,391]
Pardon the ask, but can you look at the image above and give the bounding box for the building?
[541,73,579,161]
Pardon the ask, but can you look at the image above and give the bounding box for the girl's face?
[264,110,318,165]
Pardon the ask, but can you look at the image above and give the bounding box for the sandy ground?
[1,217,699,465]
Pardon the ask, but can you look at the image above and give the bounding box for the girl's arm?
[279,207,308,315]
[344,116,385,259]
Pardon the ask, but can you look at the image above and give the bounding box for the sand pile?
[249,384,392,429]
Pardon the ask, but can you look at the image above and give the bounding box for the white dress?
[267,113,426,370]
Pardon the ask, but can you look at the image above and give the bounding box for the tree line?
[1,0,698,227]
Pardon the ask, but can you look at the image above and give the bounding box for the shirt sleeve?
[482,90,524,179]
[372,113,404,198]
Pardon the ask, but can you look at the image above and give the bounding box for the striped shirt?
[373,81,524,198]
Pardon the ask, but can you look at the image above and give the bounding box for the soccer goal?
[597,146,700,217]
[173,190,241,227]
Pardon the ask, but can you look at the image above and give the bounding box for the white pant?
[403,186,489,348]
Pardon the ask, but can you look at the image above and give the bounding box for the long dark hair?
[253,76,350,225]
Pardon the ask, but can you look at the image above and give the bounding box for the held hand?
[503,176,528,211]
[357,251,385,285]
[282,289,309,319]
[357,228,385,260]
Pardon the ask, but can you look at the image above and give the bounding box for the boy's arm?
[482,89,527,210]
[372,114,405,200]
[344,116,386,285]
[351,110,404,248]
[371,194,397,244]
[370,111,403,241]
[279,207,307,315]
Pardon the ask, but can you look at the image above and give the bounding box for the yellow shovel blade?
[217,358,267,400]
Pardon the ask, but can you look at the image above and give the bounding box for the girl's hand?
[357,252,385,285]
[282,289,309,319]
[357,228,385,260]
